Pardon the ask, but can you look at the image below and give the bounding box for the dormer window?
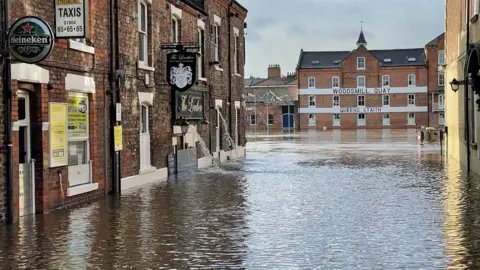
[357,57,366,70]
[383,58,392,63]
[312,60,320,65]
[333,60,341,64]
[407,57,416,62]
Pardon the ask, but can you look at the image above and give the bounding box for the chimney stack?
[267,64,281,78]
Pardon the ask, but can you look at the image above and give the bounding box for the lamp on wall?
[449,78,465,92]
[175,117,189,135]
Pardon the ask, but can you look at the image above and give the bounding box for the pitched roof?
[253,77,297,87]
[244,77,266,87]
[298,48,426,69]
[426,32,445,46]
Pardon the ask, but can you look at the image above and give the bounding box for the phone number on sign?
[57,25,83,33]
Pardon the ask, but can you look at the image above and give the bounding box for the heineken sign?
[8,16,54,64]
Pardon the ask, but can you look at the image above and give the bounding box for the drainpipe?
[228,1,233,143]
[426,57,430,127]
[466,1,471,174]
[2,0,13,224]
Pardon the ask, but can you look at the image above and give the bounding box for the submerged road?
[0,129,479,269]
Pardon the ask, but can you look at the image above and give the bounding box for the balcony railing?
[433,102,445,112]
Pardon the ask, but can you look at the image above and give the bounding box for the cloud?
[241,0,444,78]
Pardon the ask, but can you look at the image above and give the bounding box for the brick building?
[244,65,297,132]
[297,29,444,130]
[444,0,480,176]
[0,0,247,223]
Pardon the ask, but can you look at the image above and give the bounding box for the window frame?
[357,57,366,70]
[333,95,340,107]
[382,95,390,106]
[198,27,206,79]
[308,77,316,88]
[67,92,91,170]
[408,94,416,106]
[438,71,445,86]
[332,76,340,88]
[267,114,274,125]
[438,50,445,65]
[138,0,148,64]
[308,95,316,107]
[250,114,256,125]
[308,114,316,126]
[408,74,416,86]
[214,24,220,62]
[382,75,390,87]
[357,76,366,88]
[357,95,365,107]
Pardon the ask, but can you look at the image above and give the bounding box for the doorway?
[17,90,35,217]
[140,104,152,172]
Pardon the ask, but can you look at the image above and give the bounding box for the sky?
[241,0,445,78]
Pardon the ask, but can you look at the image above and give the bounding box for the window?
[357,113,366,126]
[438,71,445,86]
[308,77,315,88]
[382,95,390,106]
[357,57,366,69]
[408,94,415,106]
[214,24,220,62]
[308,114,316,126]
[198,28,205,78]
[333,114,340,126]
[333,96,340,107]
[408,74,416,86]
[234,34,240,74]
[382,75,390,87]
[250,115,256,125]
[357,76,366,88]
[475,0,480,16]
[138,1,148,63]
[332,76,340,88]
[308,96,316,107]
[408,113,416,125]
[438,50,445,65]
[357,95,365,106]
[67,93,90,186]
[268,114,274,125]
[141,105,149,133]
[172,16,179,43]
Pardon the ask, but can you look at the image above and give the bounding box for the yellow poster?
[68,96,88,138]
[114,125,123,151]
[49,103,68,167]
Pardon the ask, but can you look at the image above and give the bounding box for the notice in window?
[68,96,88,138]
[49,103,68,167]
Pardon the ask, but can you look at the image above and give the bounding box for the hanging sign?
[54,0,88,38]
[174,89,204,119]
[49,103,68,167]
[8,16,54,64]
[167,52,197,92]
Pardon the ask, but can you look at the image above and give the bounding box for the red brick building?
[0,0,247,223]
[297,30,444,130]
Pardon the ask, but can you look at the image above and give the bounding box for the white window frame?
[382,113,390,126]
[172,16,179,43]
[234,33,239,75]
[138,0,148,64]
[357,76,366,88]
[357,113,366,126]
[198,27,206,80]
[408,74,416,86]
[332,76,340,88]
[214,24,220,64]
[438,71,445,86]
[438,50,445,65]
[476,0,480,16]
[382,95,390,106]
[408,94,415,106]
[141,104,149,134]
[308,77,315,88]
[250,114,256,125]
[333,95,340,107]
[308,114,316,126]
[382,75,390,87]
[357,57,366,70]
[308,96,316,107]
[357,95,365,107]
[408,113,416,125]
[69,38,95,55]
[333,114,341,126]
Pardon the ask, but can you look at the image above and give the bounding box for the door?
[140,104,151,171]
[357,113,366,126]
[17,91,35,217]
[382,113,390,125]
[282,113,294,129]
[439,94,445,109]
[439,112,445,125]
[216,109,220,153]
[333,114,340,126]
[408,113,416,125]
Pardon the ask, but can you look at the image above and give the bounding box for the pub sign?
[174,89,204,120]
[167,52,197,92]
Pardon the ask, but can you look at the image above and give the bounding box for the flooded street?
[1,129,480,269]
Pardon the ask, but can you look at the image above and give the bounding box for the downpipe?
[466,1,471,174]
[228,0,233,150]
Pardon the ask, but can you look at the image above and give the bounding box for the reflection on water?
[0,130,479,268]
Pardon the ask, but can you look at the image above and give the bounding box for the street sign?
[54,0,88,38]
[8,16,54,64]
[167,52,197,92]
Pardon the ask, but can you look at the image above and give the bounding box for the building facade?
[297,30,444,130]
[445,0,480,176]
[244,65,297,132]
[0,0,247,223]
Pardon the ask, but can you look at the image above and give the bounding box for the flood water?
[1,129,480,269]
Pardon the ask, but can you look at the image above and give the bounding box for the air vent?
[384,58,392,63]
[333,60,341,64]
[312,60,320,64]
[407,57,416,62]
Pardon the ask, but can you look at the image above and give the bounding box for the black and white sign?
[340,107,382,113]
[174,89,204,120]
[54,0,88,38]
[167,52,197,92]
[332,88,391,95]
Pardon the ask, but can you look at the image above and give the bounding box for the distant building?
[244,65,298,132]
[296,29,445,130]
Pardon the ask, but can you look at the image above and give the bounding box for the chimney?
[267,64,281,78]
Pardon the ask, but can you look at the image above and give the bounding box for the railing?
[433,102,445,111]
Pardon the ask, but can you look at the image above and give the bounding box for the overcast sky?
[241,0,445,78]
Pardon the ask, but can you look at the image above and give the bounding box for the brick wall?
[245,104,283,131]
